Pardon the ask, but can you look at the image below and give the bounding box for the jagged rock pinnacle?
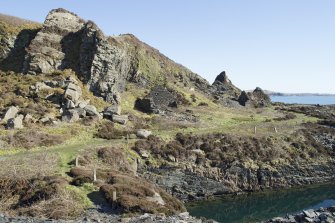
[214,71,229,84]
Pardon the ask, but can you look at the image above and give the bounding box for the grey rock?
[39,117,51,124]
[135,86,177,114]
[62,109,80,122]
[238,87,271,108]
[238,91,250,107]
[34,82,52,92]
[103,105,121,117]
[64,99,75,109]
[2,106,19,122]
[178,212,190,220]
[64,83,82,104]
[22,8,85,75]
[304,209,317,218]
[77,100,88,108]
[112,114,128,125]
[6,114,24,129]
[84,105,101,118]
[136,129,152,139]
[74,107,86,118]
[209,71,241,103]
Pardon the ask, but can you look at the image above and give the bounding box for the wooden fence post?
[113,191,117,202]
[93,168,97,182]
[75,156,79,167]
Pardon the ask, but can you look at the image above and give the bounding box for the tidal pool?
[187,183,335,223]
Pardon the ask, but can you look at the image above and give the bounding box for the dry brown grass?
[0,152,59,179]
[1,129,64,150]
[94,121,132,140]
[100,174,186,215]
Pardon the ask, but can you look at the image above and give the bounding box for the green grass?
[65,184,94,208]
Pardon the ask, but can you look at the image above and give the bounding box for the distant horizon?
[1,1,334,94]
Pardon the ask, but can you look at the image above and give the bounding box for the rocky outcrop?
[0,211,208,223]
[209,71,242,107]
[265,207,335,223]
[0,9,214,107]
[238,87,271,107]
[20,9,131,105]
[22,8,85,75]
[210,71,241,98]
[135,86,177,114]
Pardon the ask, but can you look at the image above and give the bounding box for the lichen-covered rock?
[2,106,19,122]
[6,114,24,129]
[64,83,82,104]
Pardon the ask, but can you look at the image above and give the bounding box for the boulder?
[103,105,121,117]
[135,86,177,114]
[64,99,75,109]
[64,83,82,104]
[303,210,317,218]
[136,129,152,139]
[74,107,86,118]
[39,117,51,124]
[84,105,101,118]
[62,109,80,122]
[2,106,19,122]
[77,100,88,109]
[6,115,24,129]
[112,115,128,125]
[238,91,251,106]
[34,82,52,92]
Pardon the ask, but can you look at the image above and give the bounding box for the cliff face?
[0,8,211,105]
[0,8,266,107]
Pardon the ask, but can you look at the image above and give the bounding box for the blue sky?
[1,0,334,93]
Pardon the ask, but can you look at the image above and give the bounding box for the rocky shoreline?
[265,206,335,223]
[0,211,213,223]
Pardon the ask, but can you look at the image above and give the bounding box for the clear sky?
[1,0,334,93]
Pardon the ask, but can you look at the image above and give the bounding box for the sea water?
[270,95,335,105]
